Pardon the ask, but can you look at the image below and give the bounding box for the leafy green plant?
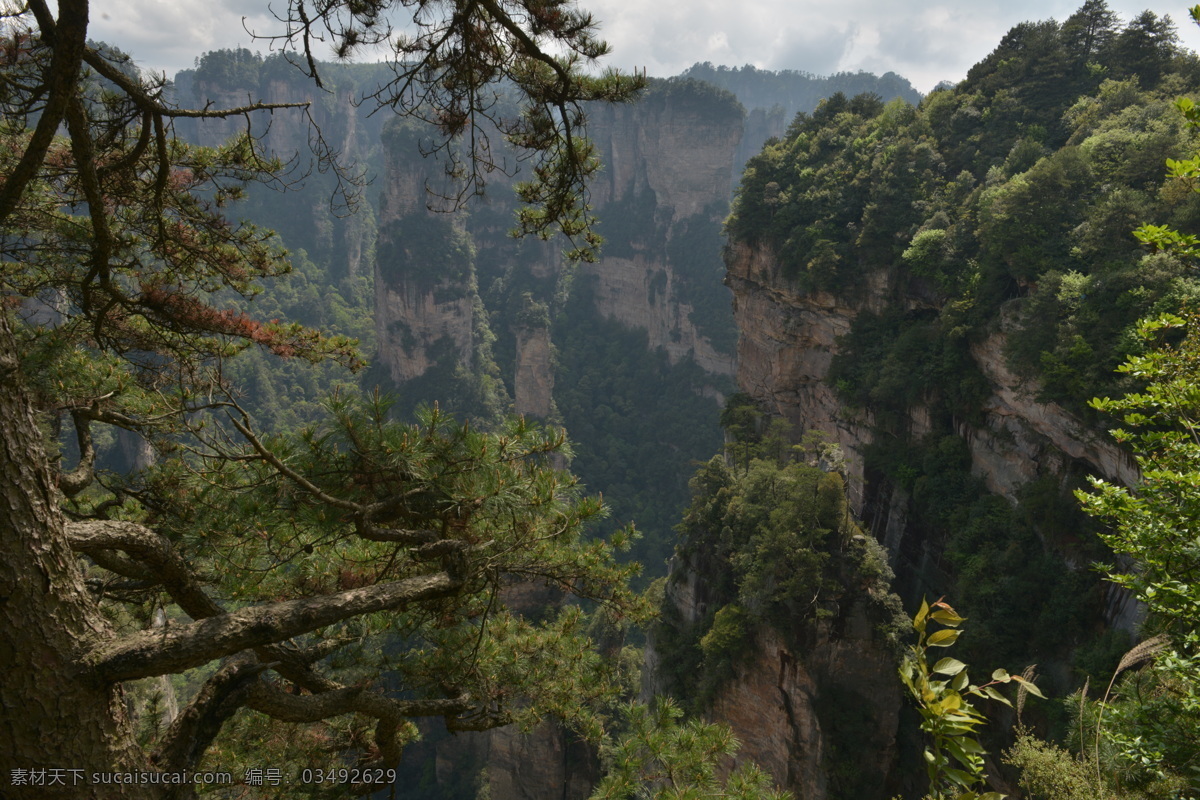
[899,598,1044,800]
[1003,14,1200,792]
[1071,308,1200,797]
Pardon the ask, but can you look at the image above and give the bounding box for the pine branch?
[88,572,459,682]
[151,653,269,776]
[0,0,87,225]
[67,520,223,619]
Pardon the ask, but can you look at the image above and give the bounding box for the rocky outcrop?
[369,80,749,411]
[725,242,894,511]
[708,620,900,800]
[514,325,554,418]
[586,256,735,377]
[587,92,744,222]
[649,537,902,800]
[724,234,1148,654]
[966,323,1138,497]
[482,722,596,800]
[725,240,1138,512]
[374,126,481,388]
[574,85,745,376]
[374,274,475,384]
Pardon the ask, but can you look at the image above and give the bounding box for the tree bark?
[89,572,458,682]
[0,314,152,798]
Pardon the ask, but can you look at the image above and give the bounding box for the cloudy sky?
[90,0,1200,94]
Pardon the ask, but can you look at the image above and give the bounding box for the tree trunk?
[0,314,152,798]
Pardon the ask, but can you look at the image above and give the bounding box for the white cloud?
[88,0,1200,94]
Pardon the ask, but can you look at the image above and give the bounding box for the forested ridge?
[730,2,1200,415]
[704,2,1200,798]
[723,0,1200,652]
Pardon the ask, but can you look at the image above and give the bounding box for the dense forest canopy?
[729,2,1200,415]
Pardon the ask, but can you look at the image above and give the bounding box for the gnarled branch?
[151,653,269,777]
[67,519,222,619]
[57,411,96,497]
[0,0,87,226]
[89,571,459,682]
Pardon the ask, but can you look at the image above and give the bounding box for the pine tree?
[0,0,644,795]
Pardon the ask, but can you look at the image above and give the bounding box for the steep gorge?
[369,73,926,800]
[178,49,943,799]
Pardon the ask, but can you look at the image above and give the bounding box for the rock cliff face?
[587,93,744,221]
[706,622,899,800]
[476,722,596,800]
[725,241,884,512]
[372,80,747,403]
[374,274,476,384]
[373,127,484,389]
[572,86,758,378]
[585,255,736,378]
[726,241,1138,515]
[723,235,1147,657]
[965,322,1138,497]
[513,325,554,418]
[177,62,385,281]
[713,236,1150,798]
[647,522,903,800]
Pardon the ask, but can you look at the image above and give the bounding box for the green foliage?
[699,604,753,663]
[675,456,837,631]
[643,77,746,125]
[1006,655,1200,800]
[899,599,1044,800]
[0,0,724,792]
[1066,311,1200,798]
[155,395,651,766]
[377,214,475,290]
[193,48,264,88]
[590,698,792,800]
[729,5,1200,416]
[829,310,989,431]
[1005,729,1109,800]
[655,440,906,727]
[1007,53,1200,795]
[902,229,954,291]
[727,90,900,287]
[553,282,729,580]
[1098,653,1200,796]
[1084,301,1200,630]
[867,434,1102,672]
[978,146,1094,285]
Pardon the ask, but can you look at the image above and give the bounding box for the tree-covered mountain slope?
[713,0,1194,742]
[643,5,1200,800]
